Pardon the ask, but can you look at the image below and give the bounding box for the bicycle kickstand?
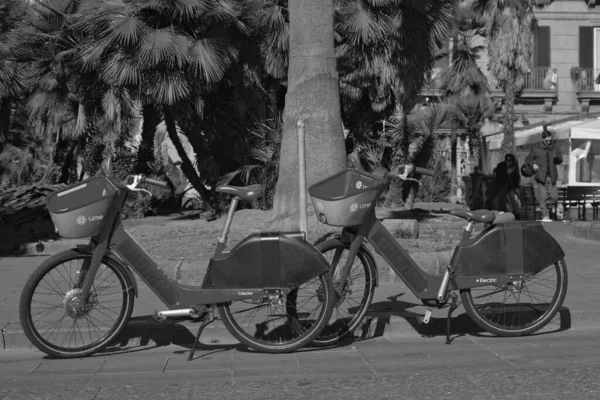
[445,292,460,345]
[188,310,215,361]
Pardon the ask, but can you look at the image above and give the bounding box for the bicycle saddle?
[216,184,264,201]
[450,209,496,223]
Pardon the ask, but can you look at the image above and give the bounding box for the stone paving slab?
[4,329,600,398]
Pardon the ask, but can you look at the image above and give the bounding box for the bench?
[564,186,600,220]
[519,185,599,221]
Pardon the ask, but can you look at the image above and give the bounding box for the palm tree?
[386,103,456,208]
[0,0,28,151]
[336,0,456,115]
[472,0,538,155]
[74,0,250,212]
[271,0,457,219]
[439,28,491,202]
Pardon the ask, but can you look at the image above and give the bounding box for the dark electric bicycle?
[308,156,568,346]
[19,173,335,359]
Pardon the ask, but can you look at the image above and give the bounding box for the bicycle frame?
[77,179,328,312]
[335,209,565,301]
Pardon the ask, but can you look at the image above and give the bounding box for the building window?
[578,26,600,91]
[533,26,551,68]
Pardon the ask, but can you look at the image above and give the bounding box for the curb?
[5,307,599,351]
[0,239,87,257]
[572,222,600,242]
[1,318,237,351]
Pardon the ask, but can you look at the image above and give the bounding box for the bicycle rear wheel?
[218,271,334,353]
[311,239,376,347]
[461,259,568,336]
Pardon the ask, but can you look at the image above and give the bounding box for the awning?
[571,118,600,140]
[514,120,587,147]
[486,118,600,149]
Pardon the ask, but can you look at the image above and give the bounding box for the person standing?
[525,129,563,222]
[493,154,521,220]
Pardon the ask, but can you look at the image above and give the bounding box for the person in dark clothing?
[524,129,563,221]
[493,153,521,219]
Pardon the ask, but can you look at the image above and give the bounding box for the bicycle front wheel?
[311,239,376,347]
[218,271,334,353]
[461,258,568,336]
[19,250,135,358]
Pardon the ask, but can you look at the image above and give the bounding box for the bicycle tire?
[311,239,377,347]
[461,258,568,337]
[217,271,334,353]
[19,249,135,358]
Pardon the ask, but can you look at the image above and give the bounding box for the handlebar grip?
[415,167,435,176]
[141,176,169,188]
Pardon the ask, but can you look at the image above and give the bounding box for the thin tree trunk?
[0,99,10,151]
[136,103,161,173]
[266,78,281,128]
[450,127,458,204]
[163,106,216,213]
[502,76,516,155]
[59,141,78,183]
[271,0,346,219]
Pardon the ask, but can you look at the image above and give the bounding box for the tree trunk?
[266,78,282,129]
[163,106,217,213]
[136,103,161,173]
[59,141,78,183]
[502,75,516,155]
[0,99,10,151]
[271,0,346,219]
[450,128,458,204]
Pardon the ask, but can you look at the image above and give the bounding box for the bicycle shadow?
[96,316,241,357]
[97,315,327,358]
[339,292,572,346]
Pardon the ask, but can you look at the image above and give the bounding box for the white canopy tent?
[485,118,600,187]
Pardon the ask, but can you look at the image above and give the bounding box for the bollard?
[297,120,308,237]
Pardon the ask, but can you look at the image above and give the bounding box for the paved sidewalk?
[2,221,600,351]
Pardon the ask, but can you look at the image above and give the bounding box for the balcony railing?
[490,67,559,92]
[575,68,600,92]
[523,67,558,91]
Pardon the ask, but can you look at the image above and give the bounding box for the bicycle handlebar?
[414,167,435,176]
[141,176,169,188]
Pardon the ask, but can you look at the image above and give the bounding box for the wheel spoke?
[23,252,132,356]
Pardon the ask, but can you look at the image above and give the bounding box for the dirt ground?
[124,204,464,286]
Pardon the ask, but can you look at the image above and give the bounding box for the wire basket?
[308,169,384,227]
[47,177,118,238]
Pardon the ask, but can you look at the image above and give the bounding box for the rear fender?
[74,244,139,297]
[451,221,565,277]
[202,232,330,290]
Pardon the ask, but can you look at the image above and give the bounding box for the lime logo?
[76,216,86,225]
[476,278,497,283]
[356,180,363,189]
[89,215,104,222]
[350,203,371,212]
[315,201,324,211]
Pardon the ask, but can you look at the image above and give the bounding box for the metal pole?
[298,120,308,237]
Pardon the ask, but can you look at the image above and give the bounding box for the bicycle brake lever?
[405,178,421,186]
[132,188,153,196]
